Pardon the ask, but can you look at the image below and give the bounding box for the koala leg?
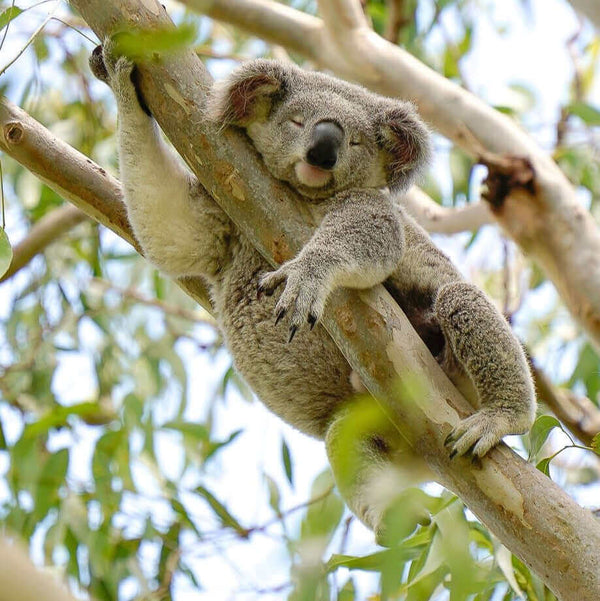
[325,406,432,546]
[91,43,231,280]
[435,282,536,458]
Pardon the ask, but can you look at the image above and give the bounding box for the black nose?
[306,121,343,170]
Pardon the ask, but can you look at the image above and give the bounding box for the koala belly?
[211,238,354,439]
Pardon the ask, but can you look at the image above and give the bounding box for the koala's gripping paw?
[444,408,532,459]
[89,41,140,110]
[258,261,329,342]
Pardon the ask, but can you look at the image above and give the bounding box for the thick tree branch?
[0,205,87,282]
[568,0,600,29]
[182,0,600,353]
[532,361,600,447]
[0,540,78,601]
[401,188,492,233]
[63,1,600,598]
[0,96,212,310]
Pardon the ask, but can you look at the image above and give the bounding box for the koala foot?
[444,407,533,459]
[89,40,151,116]
[258,260,330,341]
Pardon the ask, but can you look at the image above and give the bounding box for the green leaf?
[536,457,552,477]
[301,469,344,544]
[568,102,600,126]
[528,415,561,460]
[591,432,600,456]
[281,437,293,487]
[326,548,413,573]
[113,24,197,60]
[195,485,248,537]
[0,6,23,31]
[337,578,355,601]
[264,474,281,514]
[0,227,12,278]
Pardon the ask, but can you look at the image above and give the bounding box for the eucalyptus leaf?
[528,415,561,460]
[0,227,12,278]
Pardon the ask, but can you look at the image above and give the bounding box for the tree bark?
[33,1,600,598]
[568,0,600,29]
[182,0,600,354]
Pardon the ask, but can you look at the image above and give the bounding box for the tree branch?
[0,205,87,282]
[532,360,600,447]
[181,0,600,354]
[401,188,492,233]
[63,1,600,598]
[568,0,600,29]
[0,96,212,310]
[0,539,78,601]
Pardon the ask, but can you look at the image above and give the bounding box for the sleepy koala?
[90,44,536,542]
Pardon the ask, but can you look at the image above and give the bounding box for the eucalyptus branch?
[400,188,492,234]
[0,204,87,282]
[568,0,600,29]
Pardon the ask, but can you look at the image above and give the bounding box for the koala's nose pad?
[306,121,343,170]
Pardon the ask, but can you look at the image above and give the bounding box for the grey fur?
[92,46,536,542]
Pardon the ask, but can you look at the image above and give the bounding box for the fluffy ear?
[377,101,431,191]
[207,59,293,127]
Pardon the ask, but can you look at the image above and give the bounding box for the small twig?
[0,205,88,283]
[384,0,410,43]
[89,277,216,325]
[0,0,60,77]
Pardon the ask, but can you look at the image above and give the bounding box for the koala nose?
[306,121,343,170]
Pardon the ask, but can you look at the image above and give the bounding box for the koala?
[90,44,536,543]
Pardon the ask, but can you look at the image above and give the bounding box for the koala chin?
[90,46,536,543]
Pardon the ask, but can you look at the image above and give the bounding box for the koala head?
[208,59,431,200]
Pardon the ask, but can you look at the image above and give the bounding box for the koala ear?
[377,102,431,191]
[207,59,293,127]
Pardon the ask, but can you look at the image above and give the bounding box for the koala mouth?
[294,161,333,188]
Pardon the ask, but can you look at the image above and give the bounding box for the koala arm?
[436,282,536,457]
[92,44,231,281]
[259,189,404,338]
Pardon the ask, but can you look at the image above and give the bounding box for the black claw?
[307,314,317,330]
[288,325,298,343]
[444,432,455,446]
[449,449,458,460]
[275,308,286,326]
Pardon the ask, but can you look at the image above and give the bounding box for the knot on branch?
[4,121,24,145]
[480,154,535,211]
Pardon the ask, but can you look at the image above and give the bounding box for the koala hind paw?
[444,410,522,459]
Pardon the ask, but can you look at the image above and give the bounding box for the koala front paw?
[258,261,329,342]
[444,407,532,459]
[89,40,148,114]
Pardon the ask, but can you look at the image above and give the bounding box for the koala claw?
[274,308,286,326]
[444,411,513,459]
[259,262,328,338]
